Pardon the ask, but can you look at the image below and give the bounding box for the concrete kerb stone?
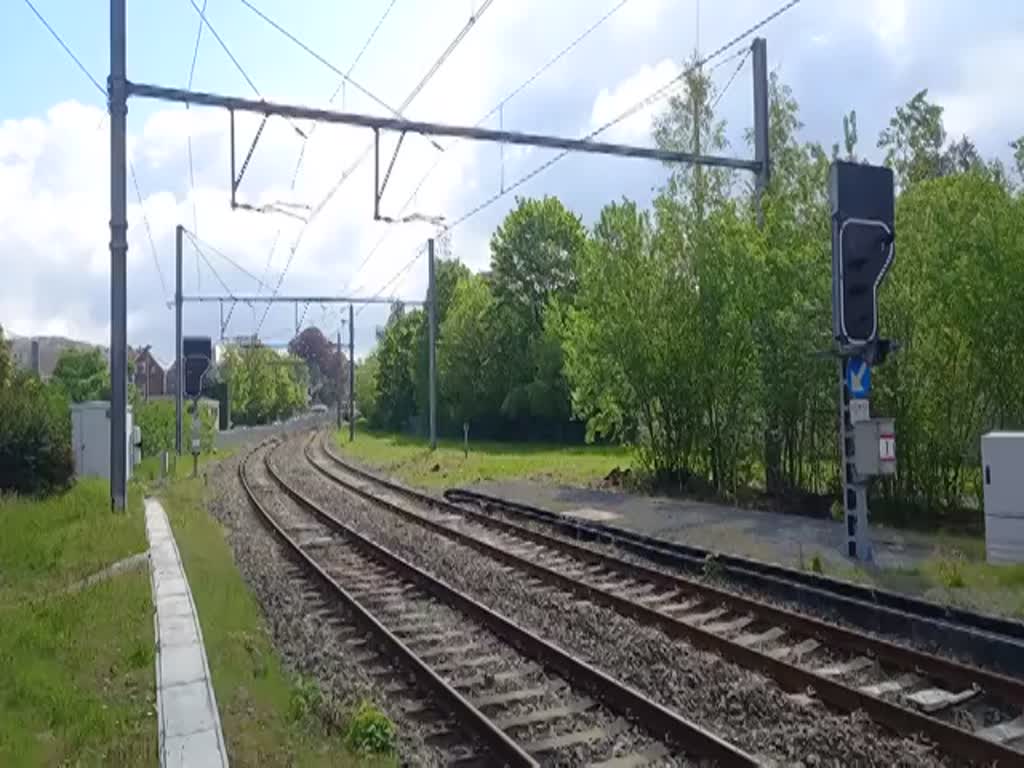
[144,497,229,768]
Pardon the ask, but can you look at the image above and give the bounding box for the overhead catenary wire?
[262,1,498,335]
[21,0,104,95]
[183,229,275,292]
[354,243,429,318]
[259,0,403,316]
[710,47,751,113]
[442,0,801,235]
[353,0,799,307]
[238,0,415,130]
[187,0,305,140]
[185,0,208,246]
[22,0,172,309]
[130,163,169,301]
[343,0,635,294]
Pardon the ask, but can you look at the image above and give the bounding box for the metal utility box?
[852,417,896,477]
[981,432,1024,564]
[70,401,133,481]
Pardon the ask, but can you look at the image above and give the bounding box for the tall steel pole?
[427,239,437,450]
[336,328,343,431]
[175,225,184,455]
[348,303,355,443]
[109,0,128,511]
[752,37,770,227]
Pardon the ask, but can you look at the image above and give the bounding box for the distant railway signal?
[183,336,212,400]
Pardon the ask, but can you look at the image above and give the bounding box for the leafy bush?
[134,399,216,458]
[343,700,396,756]
[0,372,74,495]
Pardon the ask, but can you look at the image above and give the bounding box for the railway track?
[444,487,1024,679]
[306,431,1024,765]
[242,439,756,767]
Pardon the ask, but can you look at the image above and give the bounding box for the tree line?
[356,70,1024,526]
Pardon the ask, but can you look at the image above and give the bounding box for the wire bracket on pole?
[232,112,269,209]
[374,128,407,223]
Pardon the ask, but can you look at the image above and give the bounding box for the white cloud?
[936,37,1024,143]
[4,0,1022,358]
[589,59,680,144]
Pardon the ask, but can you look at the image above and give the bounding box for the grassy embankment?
[155,451,396,766]
[334,428,1024,618]
[0,479,155,766]
[333,427,627,489]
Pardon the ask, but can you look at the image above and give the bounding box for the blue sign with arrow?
[846,356,871,398]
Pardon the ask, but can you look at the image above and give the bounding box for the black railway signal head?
[830,162,895,346]
[183,336,212,399]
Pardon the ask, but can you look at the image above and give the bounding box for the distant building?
[132,347,166,399]
[9,335,106,379]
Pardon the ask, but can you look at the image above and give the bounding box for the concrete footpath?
[470,479,942,572]
[145,498,229,768]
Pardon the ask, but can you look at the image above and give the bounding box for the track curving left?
[240,437,757,767]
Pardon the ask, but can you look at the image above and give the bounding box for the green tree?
[564,199,703,482]
[354,353,380,426]
[437,273,503,430]
[1012,136,1024,183]
[490,196,585,328]
[0,325,12,389]
[750,76,836,495]
[411,258,470,433]
[876,173,1024,514]
[374,305,420,431]
[222,344,306,425]
[877,89,947,189]
[488,196,586,437]
[51,347,111,403]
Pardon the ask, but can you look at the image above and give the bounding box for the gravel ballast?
[274,436,956,767]
[206,445,448,765]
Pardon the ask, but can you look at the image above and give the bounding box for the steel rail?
[238,444,538,767]
[269,438,760,766]
[310,433,1024,765]
[447,488,1024,650]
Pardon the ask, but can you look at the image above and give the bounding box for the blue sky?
[2,1,1022,362]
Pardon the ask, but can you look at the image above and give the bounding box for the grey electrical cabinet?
[852,417,896,477]
[981,432,1024,564]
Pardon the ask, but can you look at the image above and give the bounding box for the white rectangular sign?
[879,433,896,462]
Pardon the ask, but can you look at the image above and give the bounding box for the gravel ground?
[461,490,1023,683]
[206,443,448,766]
[281,436,956,767]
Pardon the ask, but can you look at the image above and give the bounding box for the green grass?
[158,465,395,767]
[0,479,156,766]
[801,540,1024,618]
[334,428,629,490]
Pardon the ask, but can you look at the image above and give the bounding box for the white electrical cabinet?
[70,401,133,481]
[981,432,1024,564]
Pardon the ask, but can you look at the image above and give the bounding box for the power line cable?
[343,0,634,293]
[21,0,104,96]
[443,0,800,234]
[267,1,498,334]
[187,0,305,138]
[184,229,275,291]
[354,243,428,318]
[289,0,400,188]
[130,162,169,301]
[238,0,412,126]
[185,0,207,246]
[710,47,751,113]
[259,0,402,306]
[22,0,172,308]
